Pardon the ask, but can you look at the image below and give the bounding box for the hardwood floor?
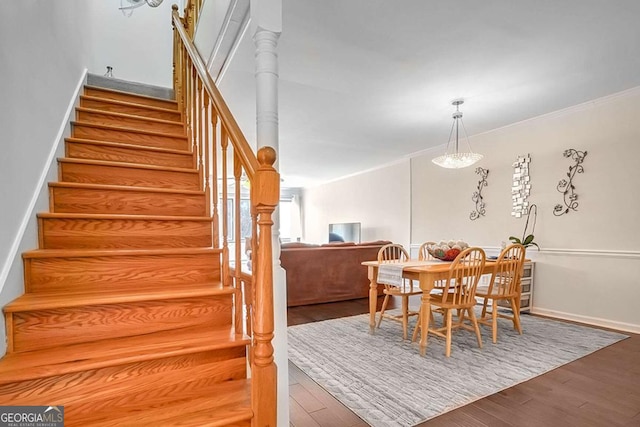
[288,298,640,427]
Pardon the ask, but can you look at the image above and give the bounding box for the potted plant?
[509,204,539,250]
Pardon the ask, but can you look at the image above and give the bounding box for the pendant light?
[432,99,483,169]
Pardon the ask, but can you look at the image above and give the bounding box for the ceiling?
[218,0,640,188]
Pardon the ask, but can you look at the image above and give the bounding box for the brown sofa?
[280,240,391,307]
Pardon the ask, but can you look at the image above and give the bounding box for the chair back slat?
[378,244,409,263]
[438,247,486,306]
[418,241,437,260]
[489,244,526,297]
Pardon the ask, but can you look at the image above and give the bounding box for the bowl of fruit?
[427,240,469,261]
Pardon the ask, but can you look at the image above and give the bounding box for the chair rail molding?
[537,247,640,259]
[409,244,640,259]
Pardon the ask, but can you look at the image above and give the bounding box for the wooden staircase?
[0,85,254,426]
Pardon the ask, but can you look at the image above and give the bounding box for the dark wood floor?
[287,297,640,427]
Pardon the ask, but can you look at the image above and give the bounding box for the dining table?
[362,258,499,356]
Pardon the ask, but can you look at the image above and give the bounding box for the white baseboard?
[530,307,639,335]
[0,68,88,294]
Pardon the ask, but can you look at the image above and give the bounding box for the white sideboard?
[495,260,534,313]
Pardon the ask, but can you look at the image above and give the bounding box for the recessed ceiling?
[218,0,640,188]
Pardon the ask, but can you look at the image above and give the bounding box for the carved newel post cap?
[257,147,277,169]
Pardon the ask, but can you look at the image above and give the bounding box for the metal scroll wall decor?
[554,148,588,216]
[512,154,532,218]
[470,167,489,220]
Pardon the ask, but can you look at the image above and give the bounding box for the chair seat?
[383,287,422,297]
[382,310,420,320]
[430,293,476,310]
[476,286,517,298]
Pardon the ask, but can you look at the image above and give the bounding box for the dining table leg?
[419,275,432,356]
[368,266,378,334]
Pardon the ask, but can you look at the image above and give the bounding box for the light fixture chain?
[431,99,483,169]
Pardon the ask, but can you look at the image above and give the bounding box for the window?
[279,199,292,241]
[222,198,252,242]
[222,194,301,243]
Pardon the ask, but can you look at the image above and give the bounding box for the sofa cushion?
[359,240,393,246]
[321,242,357,247]
[281,242,320,249]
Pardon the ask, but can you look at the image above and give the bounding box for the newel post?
[251,146,279,427]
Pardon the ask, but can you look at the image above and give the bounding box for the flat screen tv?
[328,222,361,243]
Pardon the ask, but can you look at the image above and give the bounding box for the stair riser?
[66,140,194,168]
[84,87,178,110]
[0,347,246,405]
[72,123,189,151]
[73,378,251,427]
[9,295,233,353]
[80,97,182,121]
[25,253,220,293]
[39,217,213,249]
[67,360,248,421]
[59,161,201,191]
[50,186,206,216]
[0,82,252,425]
[76,110,185,135]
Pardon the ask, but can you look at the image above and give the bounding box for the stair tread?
[37,212,213,221]
[76,106,184,126]
[22,246,221,258]
[72,121,187,139]
[80,95,182,115]
[58,157,199,174]
[84,85,178,108]
[0,324,249,384]
[5,282,231,312]
[1,81,255,426]
[71,379,252,427]
[65,137,192,155]
[49,181,203,195]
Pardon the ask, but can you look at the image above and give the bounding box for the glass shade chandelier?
[432,99,483,169]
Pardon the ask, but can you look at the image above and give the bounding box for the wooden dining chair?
[412,247,486,357]
[376,244,422,339]
[418,241,438,261]
[417,241,448,324]
[418,241,448,291]
[476,243,526,343]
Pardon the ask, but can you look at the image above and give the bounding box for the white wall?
[193,0,231,63]
[302,160,412,248]
[0,0,94,356]
[302,88,640,332]
[0,1,180,356]
[86,1,177,87]
[411,87,640,332]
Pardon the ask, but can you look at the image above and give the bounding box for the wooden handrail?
[172,6,259,178]
[171,5,279,426]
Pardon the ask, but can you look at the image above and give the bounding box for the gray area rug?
[288,310,627,426]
